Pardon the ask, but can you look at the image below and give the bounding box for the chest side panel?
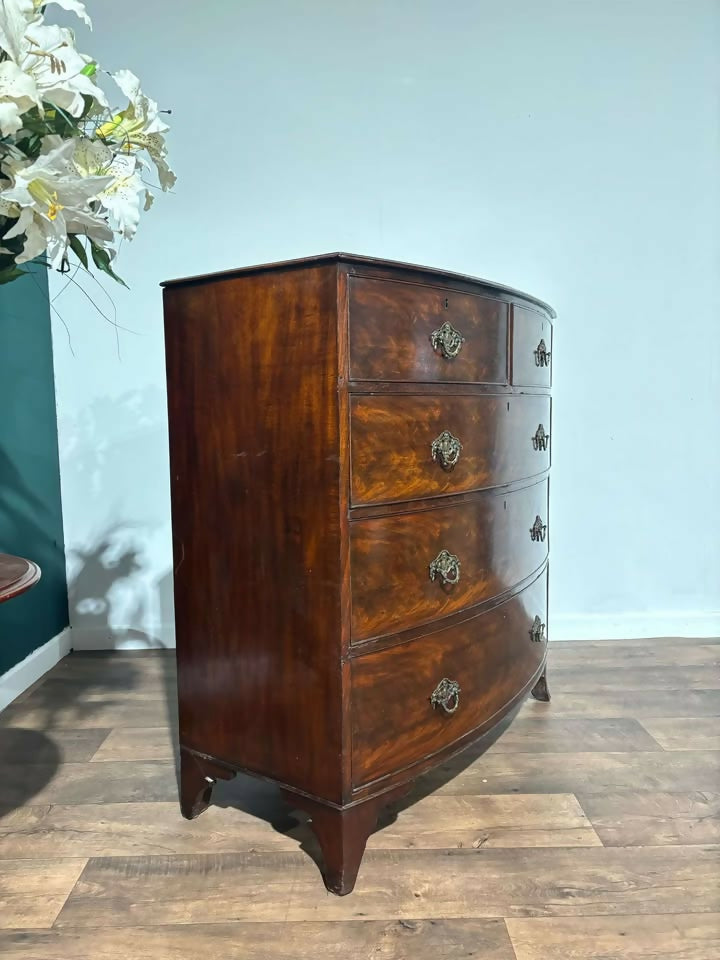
[164,265,345,801]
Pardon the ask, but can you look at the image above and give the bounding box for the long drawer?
[351,567,548,787]
[350,479,548,643]
[350,394,550,507]
[348,276,508,384]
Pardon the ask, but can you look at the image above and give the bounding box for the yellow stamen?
[47,193,64,221]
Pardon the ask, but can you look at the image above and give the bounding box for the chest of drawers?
[162,253,554,895]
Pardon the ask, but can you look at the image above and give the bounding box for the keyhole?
[444,298,449,309]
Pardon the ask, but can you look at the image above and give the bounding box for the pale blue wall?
[51,0,720,642]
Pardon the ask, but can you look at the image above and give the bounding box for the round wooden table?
[0,553,42,604]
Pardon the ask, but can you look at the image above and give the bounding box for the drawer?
[350,479,548,643]
[348,276,508,383]
[350,394,550,507]
[512,305,553,387]
[352,568,548,786]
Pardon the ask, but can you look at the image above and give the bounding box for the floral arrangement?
[0,0,174,285]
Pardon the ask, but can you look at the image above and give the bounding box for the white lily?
[97,69,176,190]
[0,58,39,135]
[0,0,33,63]
[0,2,107,129]
[73,137,146,239]
[0,193,20,218]
[2,136,113,266]
[31,0,91,28]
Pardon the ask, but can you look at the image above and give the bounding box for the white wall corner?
[0,627,73,712]
[551,611,720,642]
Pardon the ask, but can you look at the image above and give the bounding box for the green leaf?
[0,265,27,284]
[68,234,89,270]
[89,239,128,287]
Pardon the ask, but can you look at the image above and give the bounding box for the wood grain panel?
[639,717,720,750]
[350,480,548,642]
[0,761,177,806]
[519,689,720,718]
[0,699,169,730]
[512,306,552,387]
[89,727,174,761]
[0,793,599,859]
[165,264,345,802]
[0,919,516,960]
[577,791,720,846]
[507,914,720,960]
[54,846,719,926]
[0,728,110,764]
[548,665,720,691]
[487,717,662,754]
[0,858,86,930]
[548,641,720,669]
[350,394,550,506]
[352,571,547,785]
[371,794,601,849]
[425,750,720,796]
[348,275,508,383]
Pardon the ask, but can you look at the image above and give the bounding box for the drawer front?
[352,569,548,786]
[512,305,553,387]
[348,276,508,383]
[350,394,550,507]
[350,480,548,643]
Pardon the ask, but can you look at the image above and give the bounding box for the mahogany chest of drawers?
[162,253,554,895]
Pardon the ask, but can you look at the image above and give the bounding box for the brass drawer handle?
[430,321,465,359]
[430,677,461,715]
[429,549,461,586]
[530,615,546,643]
[534,338,551,368]
[431,430,463,470]
[530,515,547,542]
[532,423,550,452]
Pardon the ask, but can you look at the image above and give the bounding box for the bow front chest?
[162,253,554,895]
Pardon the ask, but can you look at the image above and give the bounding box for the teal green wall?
[0,265,68,675]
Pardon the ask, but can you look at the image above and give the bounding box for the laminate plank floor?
[0,639,718,959]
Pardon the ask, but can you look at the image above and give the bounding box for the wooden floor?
[0,638,718,959]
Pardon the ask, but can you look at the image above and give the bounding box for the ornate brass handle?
[430,677,461,715]
[534,338,551,368]
[430,321,465,359]
[431,430,463,470]
[429,549,461,586]
[532,423,550,452]
[530,615,546,643]
[530,515,547,542]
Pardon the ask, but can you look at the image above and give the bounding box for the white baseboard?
[551,611,720,642]
[69,624,176,651]
[69,613,720,649]
[0,627,73,711]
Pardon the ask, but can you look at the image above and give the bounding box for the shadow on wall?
[67,524,173,650]
[56,385,176,650]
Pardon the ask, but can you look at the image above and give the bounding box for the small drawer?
[351,568,548,786]
[512,305,553,387]
[350,394,550,507]
[350,479,549,643]
[348,276,508,383]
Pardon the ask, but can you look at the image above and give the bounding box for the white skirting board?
[551,611,720,642]
[60,613,720,650]
[69,624,176,651]
[0,627,73,712]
